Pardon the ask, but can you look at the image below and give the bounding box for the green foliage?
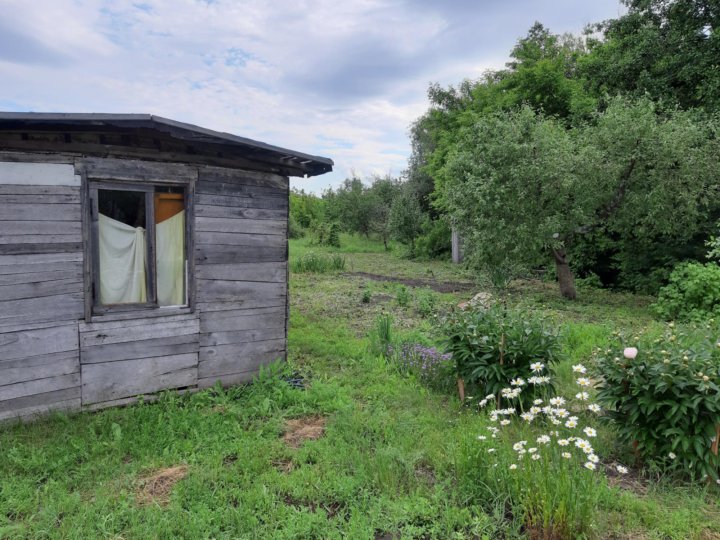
[311,221,341,248]
[290,252,346,273]
[361,288,372,304]
[415,219,451,260]
[389,188,424,255]
[395,286,410,307]
[438,98,720,297]
[414,289,437,318]
[654,262,720,321]
[369,313,393,358]
[288,211,305,239]
[593,327,720,481]
[390,342,455,392]
[441,306,560,401]
[290,188,325,229]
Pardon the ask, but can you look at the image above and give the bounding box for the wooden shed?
[0,112,333,421]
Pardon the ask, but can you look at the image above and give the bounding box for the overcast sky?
[0,0,625,192]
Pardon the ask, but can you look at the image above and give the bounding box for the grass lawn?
[1,234,719,539]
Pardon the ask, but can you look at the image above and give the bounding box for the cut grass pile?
[0,235,718,539]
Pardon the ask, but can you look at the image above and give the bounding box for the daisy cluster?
[477,362,629,476]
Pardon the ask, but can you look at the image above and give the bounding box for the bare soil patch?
[282,416,327,448]
[136,465,188,506]
[344,271,474,293]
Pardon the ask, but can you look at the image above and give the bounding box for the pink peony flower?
[623,347,638,359]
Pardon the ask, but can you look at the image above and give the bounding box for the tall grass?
[290,252,346,273]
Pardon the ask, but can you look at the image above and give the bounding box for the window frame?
[82,169,196,321]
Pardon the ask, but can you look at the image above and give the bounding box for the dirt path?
[343,271,475,293]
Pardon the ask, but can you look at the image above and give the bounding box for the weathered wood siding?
[195,165,288,388]
[0,162,83,420]
[0,156,291,421]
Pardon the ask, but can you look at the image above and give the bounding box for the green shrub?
[290,252,346,273]
[361,288,372,304]
[369,313,393,357]
[311,221,341,248]
[415,219,451,259]
[654,262,720,321]
[288,212,305,239]
[396,285,410,307]
[415,289,437,318]
[441,306,560,403]
[593,326,720,481]
[390,342,454,392]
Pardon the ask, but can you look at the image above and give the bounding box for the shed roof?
[0,112,333,177]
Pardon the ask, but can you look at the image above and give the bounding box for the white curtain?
[156,210,185,306]
[99,214,147,304]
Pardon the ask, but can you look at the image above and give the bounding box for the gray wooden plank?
[85,306,193,323]
[195,204,285,220]
[198,340,285,379]
[0,186,79,196]
[196,280,285,303]
[0,278,83,301]
[0,252,82,266]
[200,306,286,333]
[198,371,255,389]
[200,327,285,347]
[79,312,199,333]
[0,349,79,371]
[0,162,79,186]
[0,234,81,245]
[195,180,285,199]
[0,268,83,285]
[195,231,285,248]
[81,353,198,404]
[81,334,199,364]
[195,193,287,210]
[0,294,84,328]
[0,193,81,204]
[195,244,286,265]
[0,204,80,221]
[0,243,82,256]
[81,157,197,183]
[196,298,286,313]
[198,166,288,190]
[196,262,286,283]
[0,356,79,387]
[0,323,79,361]
[0,221,82,236]
[0,373,81,402]
[0,390,80,420]
[80,316,200,347]
[196,217,286,236]
[0,151,75,165]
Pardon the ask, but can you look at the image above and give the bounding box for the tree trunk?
[552,248,577,300]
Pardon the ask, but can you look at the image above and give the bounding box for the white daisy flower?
[521,412,535,422]
[572,364,587,374]
[528,447,538,454]
[530,362,545,372]
[529,406,541,415]
[558,439,570,446]
[500,419,511,426]
[513,442,526,451]
[562,452,572,459]
[575,392,590,401]
[509,464,518,470]
[588,404,601,413]
[583,427,597,438]
[477,435,487,440]
[537,435,551,444]
[588,454,600,463]
[533,399,544,406]
[531,454,541,460]
[668,452,676,460]
[488,448,496,453]
[553,408,569,418]
[584,462,596,470]
[511,378,526,387]
[616,465,628,474]
[565,419,578,429]
[549,397,566,407]
[577,377,591,387]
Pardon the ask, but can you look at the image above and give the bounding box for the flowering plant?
[593,325,720,481]
[441,305,560,404]
[390,342,454,390]
[460,361,622,537]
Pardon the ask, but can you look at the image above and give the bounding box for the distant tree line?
[407,0,720,298]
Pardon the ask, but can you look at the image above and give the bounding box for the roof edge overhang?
[0,112,333,178]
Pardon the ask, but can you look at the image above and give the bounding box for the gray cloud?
[0,21,70,66]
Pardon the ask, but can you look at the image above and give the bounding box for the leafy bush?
[457,361,612,538]
[290,252,346,273]
[390,343,454,391]
[361,288,372,304]
[395,285,410,307]
[654,262,720,321]
[415,289,437,318]
[441,306,560,403]
[369,313,393,358]
[415,219,451,259]
[288,212,305,239]
[311,221,341,248]
[593,326,720,481]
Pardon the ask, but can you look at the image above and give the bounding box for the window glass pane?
[155,189,186,306]
[98,189,147,304]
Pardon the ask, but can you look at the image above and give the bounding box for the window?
[89,182,189,313]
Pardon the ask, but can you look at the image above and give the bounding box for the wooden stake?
[457,378,465,402]
[712,424,720,456]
